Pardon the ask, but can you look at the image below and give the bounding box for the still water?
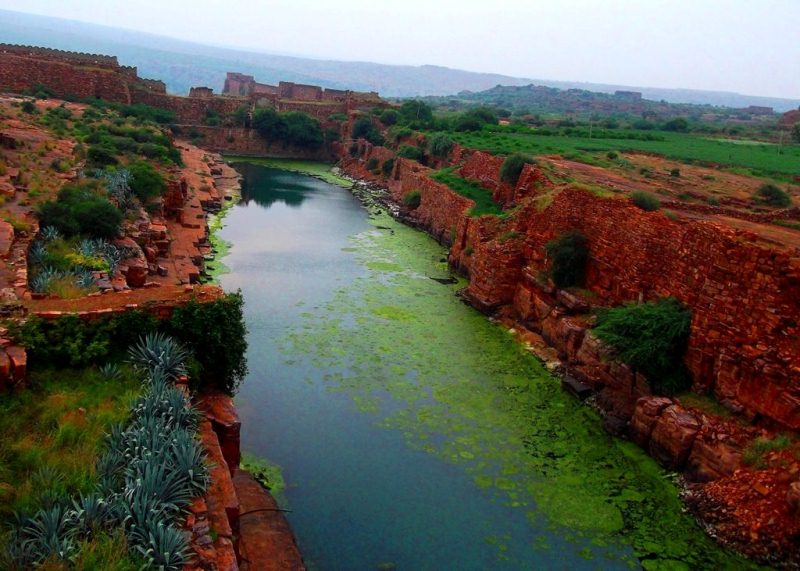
[218,162,750,571]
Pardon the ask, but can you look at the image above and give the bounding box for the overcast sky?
[2,0,798,98]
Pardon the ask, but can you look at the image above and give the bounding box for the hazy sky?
[2,0,798,98]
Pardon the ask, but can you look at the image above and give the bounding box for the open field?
[449,128,800,179]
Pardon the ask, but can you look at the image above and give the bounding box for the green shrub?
[366,157,379,171]
[397,144,425,162]
[38,185,122,239]
[382,158,395,176]
[351,117,384,146]
[128,161,166,202]
[379,109,399,126]
[402,190,421,209]
[630,190,661,211]
[87,146,119,168]
[753,184,791,208]
[706,196,720,206]
[10,293,247,394]
[348,143,360,157]
[21,100,37,114]
[398,100,433,128]
[742,435,793,468]
[252,108,323,149]
[544,230,588,288]
[166,292,248,394]
[429,132,455,158]
[606,151,618,160]
[500,153,533,185]
[594,298,692,394]
[670,168,681,177]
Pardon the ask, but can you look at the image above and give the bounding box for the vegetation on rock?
[500,153,533,185]
[545,230,589,288]
[594,298,692,394]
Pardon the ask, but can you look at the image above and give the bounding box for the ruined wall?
[0,52,132,102]
[463,188,800,428]
[340,146,800,430]
[131,88,247,123]
[278,81,322,101]
[458,149,553,207]
[187,125,332,159]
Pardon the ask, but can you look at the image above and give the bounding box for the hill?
[1,9,799,111]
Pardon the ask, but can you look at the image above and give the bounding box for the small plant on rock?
[753,183,792,208]
[402,190,422,209]
[500,153,533,185]
[544,230,589,288]
[630,190,661,211]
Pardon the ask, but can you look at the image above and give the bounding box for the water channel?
[217,161,752,570]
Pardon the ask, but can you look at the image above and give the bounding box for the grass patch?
[0,366,142,567]
[445,129,800,179]
[742,435,794,469]
[430,167,503,217]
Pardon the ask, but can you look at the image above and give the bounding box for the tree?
[792,123,800,144]
[252,108,287,141]
[380,109,399,126]
[594,298,692,394]
[351,117,384,146]
[662,117,689,132]
[428,132,455,158]
[283,112,323,149]
[398,100,433,127]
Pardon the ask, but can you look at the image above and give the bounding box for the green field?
[447,128,800,179]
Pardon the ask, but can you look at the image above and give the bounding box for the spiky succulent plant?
[128,332,191,379]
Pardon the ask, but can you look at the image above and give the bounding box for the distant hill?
[1,9,799,111]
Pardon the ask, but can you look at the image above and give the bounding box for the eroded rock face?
[685,438,742,483]
[630,396,673,448]
[648,405,701,470]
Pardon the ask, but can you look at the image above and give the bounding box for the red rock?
[199,393,241,473]
[629,396,673,447]
[685,437,742,482]
[5,345,26,385]
[787,481,800,514]
[649,405,701,470]
[234,470,306,570]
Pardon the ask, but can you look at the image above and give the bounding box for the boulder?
[685,438,743,482]
[649,405,701,470]
[630,396,673,447]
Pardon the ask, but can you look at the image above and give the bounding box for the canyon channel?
[217,161,754,570]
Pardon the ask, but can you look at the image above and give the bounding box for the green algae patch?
[242,453,287,504]
[205,182,240,282]
[371,305,416,321]
[224,156,352,188]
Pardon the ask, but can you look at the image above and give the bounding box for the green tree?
[594,298,692,394]
[352,117,384,146]
[428,132,455,158]
[792,123,800,144]
[398,100,433,127]
[753,183,792,208]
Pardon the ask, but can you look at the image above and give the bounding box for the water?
[219,163,753,571]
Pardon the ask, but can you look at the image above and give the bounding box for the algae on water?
[281,206,758,569]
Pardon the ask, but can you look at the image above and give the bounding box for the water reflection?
[234,162,317,208]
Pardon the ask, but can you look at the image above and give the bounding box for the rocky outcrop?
[188,394,305,571]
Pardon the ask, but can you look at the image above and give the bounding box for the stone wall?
[0,52,132,102]
[187,125,333,159]
[339,147,800,431]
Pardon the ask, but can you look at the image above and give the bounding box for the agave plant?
[104,245,123,275]
[132,521,190,571]
[29,266,61,293]
[29,241,48,265]
[99,362,122,381]
[39,226,61,242]
[128,332,191,379]
[8,505,78,566]
[168,431,209,494]
[73,268,96,289]
[67,493,112,538]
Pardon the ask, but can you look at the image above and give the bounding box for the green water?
[220,163,755,570]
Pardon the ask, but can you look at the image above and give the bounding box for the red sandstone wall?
[190,126,332,159]
[458,150,552,206]
[339,148,800,429]
[496,189,800,427]
[0,53,131,103]
[131,89,246,124]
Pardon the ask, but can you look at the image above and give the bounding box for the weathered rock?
[199,394,242,473]
[629,396,673,447]
[787,481,800,514]
[685,437,742,482]
[648,405,701,470]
